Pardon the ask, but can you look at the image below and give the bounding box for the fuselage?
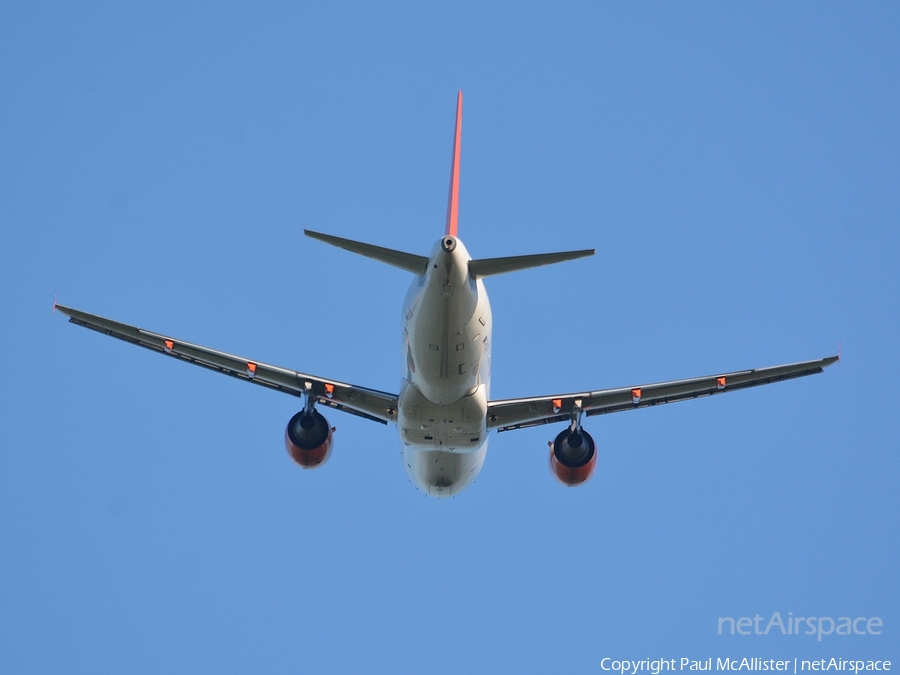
[397,235,492,497]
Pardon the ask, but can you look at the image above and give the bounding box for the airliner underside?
[56,92,837,497]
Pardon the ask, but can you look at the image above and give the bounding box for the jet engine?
[285,410,334,469]
[549,427,596,486]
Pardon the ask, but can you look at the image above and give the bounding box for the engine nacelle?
[285,410,334,469]
[549,427,597,486]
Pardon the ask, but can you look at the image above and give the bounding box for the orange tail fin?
[445,91,462,237]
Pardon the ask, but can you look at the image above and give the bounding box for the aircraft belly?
[398,382,488,450]
[398,374,490,498]
[403,442,487,498]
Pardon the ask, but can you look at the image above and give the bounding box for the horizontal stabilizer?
[469,249,594,278]
[305,230,428,275]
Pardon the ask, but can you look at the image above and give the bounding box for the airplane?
[55,91,838,498]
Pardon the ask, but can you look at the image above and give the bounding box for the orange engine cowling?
[285,410,334,469]
[549,427,597,486]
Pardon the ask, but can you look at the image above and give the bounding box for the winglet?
[52,291,58,314]
[445,90,462,238]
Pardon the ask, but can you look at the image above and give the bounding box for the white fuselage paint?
[397,236,492,497]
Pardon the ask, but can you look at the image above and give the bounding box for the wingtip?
[304,229,328,242]
[51,294,73,317]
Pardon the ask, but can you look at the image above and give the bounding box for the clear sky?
[1,2,897,673]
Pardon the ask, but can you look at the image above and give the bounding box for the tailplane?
[306,92,594,279]
[304,230,428,275]
[469,249,594,278]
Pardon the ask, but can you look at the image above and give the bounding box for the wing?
[487,355,838,432]
[56,304,398,425]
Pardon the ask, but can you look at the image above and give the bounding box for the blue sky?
[1,2,897,672]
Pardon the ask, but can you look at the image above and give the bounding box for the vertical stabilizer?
[445,91,462,237]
